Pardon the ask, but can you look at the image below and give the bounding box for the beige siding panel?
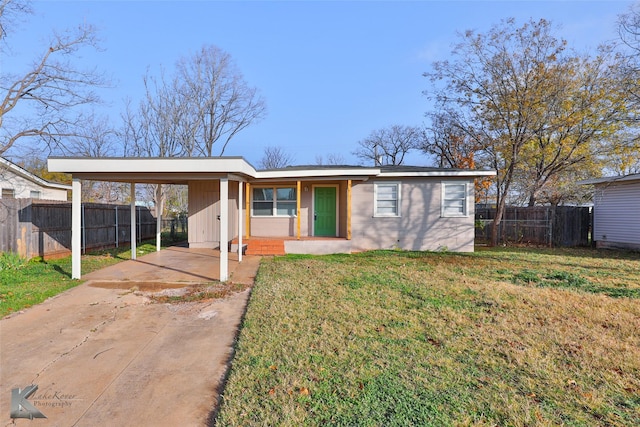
[187,180,242,247]
[350,178,476,252]
[594,181,640,246]
[227,182,239,240]
[188,180,219,248]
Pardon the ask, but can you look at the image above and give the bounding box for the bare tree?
[353,125,420,166]
[259,146,294,169]
[0,0,106,157]
[314,152,346,165]
[124,45,266,158]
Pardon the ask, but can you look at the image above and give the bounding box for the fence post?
[115,205,119,248]
[549,206,554,247]
[137,206,141,243]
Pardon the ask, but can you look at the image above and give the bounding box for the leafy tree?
[424,18,634,244]
[259,146,294,169]
[0,0,106,157]
[353,124,420,166]
[517,48,630,206]
[15,156,70,185]
[421,111,492,202]
[421,111,483,168]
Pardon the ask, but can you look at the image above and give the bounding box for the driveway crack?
[30,304,120,383]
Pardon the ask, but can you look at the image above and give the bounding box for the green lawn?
[0,232,187,317]
[215,247,640,426]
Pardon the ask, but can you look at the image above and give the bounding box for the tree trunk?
[490,198,507,246]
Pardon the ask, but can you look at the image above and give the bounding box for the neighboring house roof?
[1,157,72,191]
[579,173,640,185]
[48,157,496,182]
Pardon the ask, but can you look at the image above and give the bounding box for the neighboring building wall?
[350,177,476,252]
[593,181,640,250]
[0,169,68,201]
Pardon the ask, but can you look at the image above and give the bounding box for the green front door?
[314,187,336,237]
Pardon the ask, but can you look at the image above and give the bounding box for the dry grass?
[215,248,640,426]
[149,281,251,303]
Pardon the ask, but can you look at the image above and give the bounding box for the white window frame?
[30,190,41,199]
[251,186,297,217]
[373,181,401,217]
[441,181,469,217]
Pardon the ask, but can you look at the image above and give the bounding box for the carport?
[48,157,256,281]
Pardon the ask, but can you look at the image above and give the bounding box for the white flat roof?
[48,156,496,182]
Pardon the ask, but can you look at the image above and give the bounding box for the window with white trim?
[252,186,297,216]
[30,190,41,199]
[374,182,401,217]
[441,182,468,217]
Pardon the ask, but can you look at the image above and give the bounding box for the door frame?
[312,184,339,237]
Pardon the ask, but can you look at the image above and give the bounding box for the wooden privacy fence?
[0,199,156,259]
[475,205,591,247]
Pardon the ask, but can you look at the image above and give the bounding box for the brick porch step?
[241,238,286,256]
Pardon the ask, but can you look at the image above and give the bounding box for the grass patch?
[216,247,640,426]
[0,232,187,317]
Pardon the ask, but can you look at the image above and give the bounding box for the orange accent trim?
[245,182,251,239]
[297,180,301,240]
[347,179,352,240]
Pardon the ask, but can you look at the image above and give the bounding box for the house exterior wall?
[250,181,314,237]
[248,177,476,252]
[0,169,68,201]
[593,180,640,250]
[187,180,239,249]
[350,177,476,252]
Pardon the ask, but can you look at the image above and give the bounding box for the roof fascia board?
[579,174,640,185]
[379,170,496,178]
[48,157,258,178]
[251,175,371,184]
[254,168,380,179]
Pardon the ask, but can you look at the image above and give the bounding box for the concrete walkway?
[0,248,261,426]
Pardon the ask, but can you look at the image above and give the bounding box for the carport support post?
[156,184,162,252]
[220,177,229,281]
[130,182,137,261]
[72,178,82,279]
[238,180,243,262]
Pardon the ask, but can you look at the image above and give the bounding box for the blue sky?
[6,0,635,166]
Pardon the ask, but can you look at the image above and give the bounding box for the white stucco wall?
[350,178,476,252]
[247,177,477,252]
[0,169,69,201]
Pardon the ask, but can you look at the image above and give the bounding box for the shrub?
[0,252,27,271]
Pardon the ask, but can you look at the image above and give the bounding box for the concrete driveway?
[0,248,261,426]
